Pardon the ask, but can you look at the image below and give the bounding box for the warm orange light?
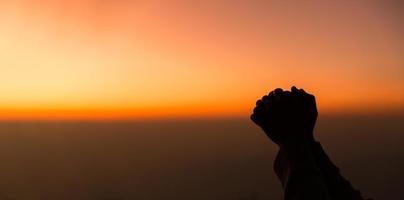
[0,1,403,120]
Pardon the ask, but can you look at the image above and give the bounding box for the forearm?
[274,137,331,200]
[311,141,369,200]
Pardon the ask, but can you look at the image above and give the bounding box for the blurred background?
[0,0,403,199]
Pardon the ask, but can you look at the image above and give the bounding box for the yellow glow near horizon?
[0,0,403,120]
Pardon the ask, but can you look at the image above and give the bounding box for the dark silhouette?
[251,86,372,200]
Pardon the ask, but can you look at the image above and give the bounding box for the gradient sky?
[0,0,403,120]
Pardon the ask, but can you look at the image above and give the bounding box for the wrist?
[278,136,318,172]
[280,129,312,146]
[280,138,310,151]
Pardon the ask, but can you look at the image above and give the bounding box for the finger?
[308,94,317,106]
[283,90,291,96]
[299,88,307,94]
[274,88,283,95]
[253,105,265,114]
[273,88,284,102]
[250,114,260,124]
[298,88,314,99]
[291,86,299,93]
[262,95,269,102]
[291,86,305,101]
[250,113,266,125]
[256,100,264,107]
[264,91,275,106]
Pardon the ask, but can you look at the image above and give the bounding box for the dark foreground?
[0,114,402,200]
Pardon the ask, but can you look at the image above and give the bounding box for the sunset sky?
[0,0,403,120]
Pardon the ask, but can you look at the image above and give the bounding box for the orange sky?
[0,0,403,120]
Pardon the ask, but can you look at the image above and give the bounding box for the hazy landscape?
[0,114,402,200]
[0,1,402,200]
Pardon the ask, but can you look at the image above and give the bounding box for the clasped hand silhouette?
[250,87,369,200]
[251,86,318,146]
